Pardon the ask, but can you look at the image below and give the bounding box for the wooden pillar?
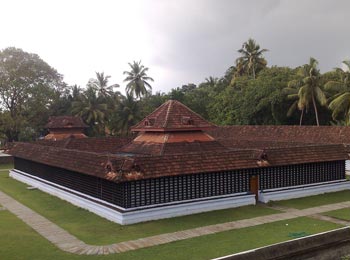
[250,175,259,202]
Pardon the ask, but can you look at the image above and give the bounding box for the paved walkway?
[309,214,350,226]
[0,189,350,255]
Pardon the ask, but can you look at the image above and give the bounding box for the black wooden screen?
[259,161,345,190]
[14,158,345,209]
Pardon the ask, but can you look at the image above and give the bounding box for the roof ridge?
[159,133,169,155]
[163,100,173,128]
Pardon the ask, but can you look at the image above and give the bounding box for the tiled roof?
[131,100,215,132]
[9,142,348,183]
[120,139,228,155]
[123,144,348,180]
[9,142,123,179]
[44,133,87,141]
[217,139,314,150]
[35,137,132,153]
[119,131,228,155]
[207,125,350,144]
[45,116,88,129]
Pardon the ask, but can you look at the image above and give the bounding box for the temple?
[8,100,350,224]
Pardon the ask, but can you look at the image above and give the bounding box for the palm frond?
[287,100,298,117]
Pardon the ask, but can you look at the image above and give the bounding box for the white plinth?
[259,180,350,203]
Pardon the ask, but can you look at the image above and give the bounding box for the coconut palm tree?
[87,72,119,97]
[283,81,304,126]
[112,94,140,136]
[284,66,310,125]
[71,87,108,135]
[298,58,326,126]
[284,58,327,126]
[123,61,154,99]
[204,76,218,88]
[325,60,350,125]
[236,38,268,79]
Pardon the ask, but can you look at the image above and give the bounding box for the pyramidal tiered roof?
[131,100,215,132]
[45,116,88,129]
[120,100,227,155]
[44,116,88,141]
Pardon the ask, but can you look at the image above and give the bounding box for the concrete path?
[309,214,350,226]
[1,189,350,255]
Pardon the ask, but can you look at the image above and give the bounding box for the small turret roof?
[45,116,88,129]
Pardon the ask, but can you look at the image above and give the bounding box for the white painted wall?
[259,180,350,203]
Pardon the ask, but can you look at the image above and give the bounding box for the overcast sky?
[1,0,349,93]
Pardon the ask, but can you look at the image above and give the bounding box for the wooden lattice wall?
[14,158,345,209]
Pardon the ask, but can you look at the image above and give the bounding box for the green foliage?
[0,47,64,141]
[326,61,350,125]
[235,38,268,80]
[71,87,109,136]
[210,67,298,125]
[108,94,141,136]
[2,40,350,140]
[87,72,120,98]
[123,60,154,99]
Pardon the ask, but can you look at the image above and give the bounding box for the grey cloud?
[141,0,350,91]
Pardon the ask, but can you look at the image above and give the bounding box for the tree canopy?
[123,61,154,99]
[0,47,64,141]
[1,39,350,143]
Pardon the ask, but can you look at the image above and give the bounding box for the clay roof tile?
[131,100,215,132]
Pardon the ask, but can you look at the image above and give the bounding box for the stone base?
[259,180,350,203]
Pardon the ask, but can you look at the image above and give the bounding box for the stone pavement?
[0,189,350,255]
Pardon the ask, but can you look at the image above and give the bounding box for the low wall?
[259,180,350,203]
[214,227,350,260]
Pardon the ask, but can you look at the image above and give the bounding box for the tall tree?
[296,58,327,126]
[0,47,63,141]
[325,60,350,125]
[87,72,119,97]
[71,87,108,136]
[109,94,140,136]
[123,61,154,99]
[236,38,268,79]
[284,69,307,125]
[204,76,218,88]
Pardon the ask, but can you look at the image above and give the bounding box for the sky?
[1,0,349,93]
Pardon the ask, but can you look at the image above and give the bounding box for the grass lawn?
[323,208,350,221]
[269,190,350,209]
[0,208,342,260]
[0,163,13,170]
[0,171,279,245]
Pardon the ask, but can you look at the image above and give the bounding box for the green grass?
[0,208,342,260]
[269,190,350,209]
[0,163,13,170]
[323,208,350,221]
[0,171,279,245]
